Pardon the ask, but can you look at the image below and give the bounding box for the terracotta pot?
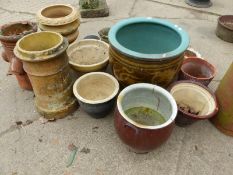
[37,4,80,43]
[14,31,77,119]
[73,72,119,118]
[108,17,189,87]
[216,15,233,43]
[185,0,212,8]
[169,81,218,127]
[0,21,37,90]
[179,57,216,86]
[67,39,109,73]
[211,63,233,136]
[115,83,177,152]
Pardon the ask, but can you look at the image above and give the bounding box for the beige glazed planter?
[37,4,80,43]
[14,31,77,119]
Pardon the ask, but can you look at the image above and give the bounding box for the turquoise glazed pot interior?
[109,17,189,60]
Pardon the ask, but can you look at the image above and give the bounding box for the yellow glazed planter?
[108,17,189,87]
[14,31,77,119]
[37,4,80,43]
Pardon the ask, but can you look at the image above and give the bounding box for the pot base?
[36,99,78,119]
[185,0,212,8]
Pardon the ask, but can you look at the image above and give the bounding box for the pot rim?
[14,31,67,62]
[181,57,217,80]
[109,17,189,61]
[168,80,218,120]
[0,21,37,42]
[218,15,233,31]
[73,72,119,104]
[67,39,109,68]
[117,83,178,130]
[37,4,79,26]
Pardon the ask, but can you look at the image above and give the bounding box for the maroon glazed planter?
[0,21,37,90]
[114,83,177,153]
[179,57,216,86]
[169,81,218,127]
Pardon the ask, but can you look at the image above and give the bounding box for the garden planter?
[211,63,233,136]
[216,15,233,43]
[14,31,77,119]
[185,0,212,8]
[0,21,37,90]
[108,17,189,87]
[67,39,109,73]
[169,81,218,127]
[37,4,80,43]
[179,57,216,86]
[184,47,201,59]
[115,83,177,152]
[73,72,119,118]
[98,27,110,43]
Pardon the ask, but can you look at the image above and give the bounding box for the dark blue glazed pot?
[73,72,119,118]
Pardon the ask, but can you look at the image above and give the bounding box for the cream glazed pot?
[37,4,80,43]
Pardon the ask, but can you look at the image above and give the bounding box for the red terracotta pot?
[179,57,216,86]
[114,83,177,153]
[211,63,233,136]
[0,21,37,90]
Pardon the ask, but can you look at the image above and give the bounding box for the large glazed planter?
[14,31,77,119]
[108,17,189,87]
[211,63,233,136]
[115,83,177,152]
[0,21,37,90]
[37,4,80,43]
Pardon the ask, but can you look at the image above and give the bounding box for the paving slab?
[0,0,233,175]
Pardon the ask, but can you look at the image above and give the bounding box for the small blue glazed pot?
[73,72,119,118]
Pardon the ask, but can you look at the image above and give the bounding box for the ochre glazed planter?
[0,21,37,90]
[179,57,216,86]
[37,4,80,43]
[108,17,189,87]
[115,83,177,152]
[211,63,233,136]
[14,31,77,119]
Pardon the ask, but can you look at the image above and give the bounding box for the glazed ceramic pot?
[216,15,233,43]
[109,17,189,87]
[37,4,80,43]
[185,0,212,8]
[0,21,37,90]
[67,39,109,73]
[179,57,216,86]
[83,35,100,40]
[14,31,77,119]
[184,47,202,59]
[169,81,218,127]
[115,83,177,152]
[211,63,233,136]
[73,72,119,118]
[98,27,110,43]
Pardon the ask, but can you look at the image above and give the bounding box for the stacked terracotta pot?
[36,4,80,43]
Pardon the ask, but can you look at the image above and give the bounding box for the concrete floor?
[0,0,233,174]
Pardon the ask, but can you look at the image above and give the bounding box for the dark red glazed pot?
[169,81,218,127]
[114,83,177,153]
[0,21,37,90]
[179,57,216,86]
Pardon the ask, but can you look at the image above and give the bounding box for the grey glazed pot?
[73,72,119,118]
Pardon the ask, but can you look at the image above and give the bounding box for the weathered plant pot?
[115,83,177,152]
[73,72,119,118]
[211,63,233,136]
[179,57,216,86]
[98,27,110,43]
[108,17,189,87]
[37,4,80,43]
[169,81,218,127]
[0,21,37,90]
[216,15,233,43]
[185,0,212,8]
[14,31,77,119]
